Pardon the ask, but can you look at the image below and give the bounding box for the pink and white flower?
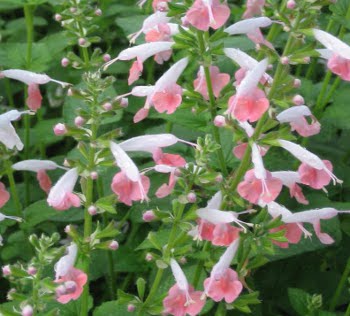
[242,0,265,19]
[0,182,10,208]
[47,168,81,211]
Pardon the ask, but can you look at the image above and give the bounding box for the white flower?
[54,243,78,280]
[12,160,63,172]
[224,17,272,35]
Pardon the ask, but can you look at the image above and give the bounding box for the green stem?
[192,241,210,288]
[329,257,350,311]
[196,31,228,176]
[23,5,34,207]
[5,160,22,217]
[345,303,350,316]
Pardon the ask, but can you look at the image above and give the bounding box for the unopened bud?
[88,205,97,216]
[292,94,304,105]
[95,8,102,16]
[21,305,33,316]
[143,210,156,222]
[187,192,197,203]
[303,56,311,63]
[90,171,98,180]
[145,253,153,261]
[27,266,37,275]
[70,7,77,13]
[286,0,296,9]
[293,78,301,88]
[61,57,69,67]
[103,102,112,111]
[283,26,291,32]
[78,38,86,46]
[191,107,196,114]
[74,116,85,127]
[120,98,128,108]
[53,123,67,136]
[103,54,111,62]
[54,14,62,22]
[127,304,136,312]
[214,115,226,127]
[109,240,119,250]
[179,257,187,264]
[215,174,223,183]
[67,88,74,96]
[63,159,70,167]
[2,265,11,276]
[64,225,71,233]
[281,56,289,65]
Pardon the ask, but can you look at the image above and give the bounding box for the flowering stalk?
[4,160,22,217]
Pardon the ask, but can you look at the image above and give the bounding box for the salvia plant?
[1,0,350,315]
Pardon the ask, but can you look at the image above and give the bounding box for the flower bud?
[54,14,62,22]
[88,205,97,216]
[103,102,112,111]
[187,192,197,203]
[127,304,136,312]
[292,95,304,106]
[70,7,77,13]
[179,257,187,264]
[119,98,128,108]
[67,88,74,96]
[2,265,11,276]
[64,225,71,233]
[109,240,119,250]
[63,159,70,167]
[281,56,289,65]
[215,174,223,183]
[53,123,67,136]
[61,57,69,67]
[27,266,37,275]
[78,38,86,46]
[293,78,301,88]
[214,115,226,127]
[145,253,153,261]
[303,56,311,63]
[90,171,98,180]
[95,8,102,16]
[103,54,111,62]
[74,116,85,127]
[21,305,33,316]
[286,0,296,9]
[143,210,156,222]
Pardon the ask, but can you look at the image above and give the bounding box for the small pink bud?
[156,1,169,11]
[74,116,85,127]
[191,107,196,114]
[54,14,62,22]
[187,192,197,203]
[303,56,311,63]
[292,95,304,105]
[61,57,69,67]
[145,253,153,261]
[95,8,102,16]
[293,78,301,88]
[21,305,33,316]
[64,225,71,233]
[143,210,156,222]
[109,240,119,250]
[90,171,98,180]
[70,7,77,13]
[103,102,112,111]
[215,174,223,183]
[103,54,111,62]
[179,257,187,264]
[27,267,37,275]
[88,205,97,216]
[281,56,289,65]
[2,265,11,276]
[286,0,296,9]
[53,123,67,136]
[78,38,86,46]
[120,98,128,108]
[214,115,226,127]
[127,304,136,312]
[67,88,74,96]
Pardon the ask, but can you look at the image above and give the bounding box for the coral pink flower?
[237,169,282,204]
[0,70,69,111]
[204,240,242,303]
[153,83,183,114]
[47,168,80,211]
[186,0,230,31]
[152,0,171,11]
[226,59,269,122]
[270,223,303,248]
[242,0,265,19]
[193,66,230,100]
[111,171,150,206]
[298,160,333,190]
[153,148,186,167]
[55,267,87,304]
[37,170,52,194]
[0,182,10,208]
[233,142,268,160]
[276,106,320,137]
[313,29,350,81]
[128,58,143,85]
[163,259,205,316]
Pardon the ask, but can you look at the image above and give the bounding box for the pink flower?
[47,168,81,211]
[327,54,350,81]
[204,240,243,303]
[0,182,10,208]
[233,143,268,160]
[55,267,87,304]
[226,59,269,122]
[152,83,183,114]
[163,259,205,316]
[0,70,69,111]
[237,169,282,204]
[270,223,303,248]
[276,106,320,137]
[152,0,171,11]
[242,0,265,19]
[298,160,333,190]
[128,58,143,85]
[186,0,230,31]
[153,148,186,167]
[193,66,230,100]
[37,170,52,194]
[111,171,150,206]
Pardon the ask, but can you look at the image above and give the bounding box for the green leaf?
[324,86,350,129]
[94,300,136,316]
[288,288,310,316]
[136,278,146,300]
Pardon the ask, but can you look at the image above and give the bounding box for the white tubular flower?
[170,258,189,292]
[224,17,272,35]
[313,29,350,59]
[54,243,78,280]
[0,213,22,222]
[12,160,63,172]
